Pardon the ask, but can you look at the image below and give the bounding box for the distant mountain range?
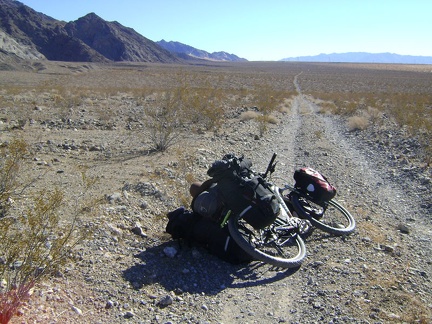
[281,52,432,64]
[156,40,247,62]
[1,0,431,65]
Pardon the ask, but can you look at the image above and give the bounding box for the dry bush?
[185,84,225,131]
[265,114,279,125]
[278,98,293,114]
[316,101,337,114]
[239,111,259,121]
[143,74,229,151]
[258,114,279,136]
[347,116,369,131]
[249,84,287,136]
[144,88,186,152]
[366,106,383,124]
[0,139,93,324]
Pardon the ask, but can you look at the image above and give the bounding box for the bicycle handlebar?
[263,153,277,179]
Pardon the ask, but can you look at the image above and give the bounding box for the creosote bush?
[252,84,285,136]
[0,139,93,324]
[143,75,227,151]
[144,90,184,152]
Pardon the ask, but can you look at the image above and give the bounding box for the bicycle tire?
[227,213,307,268]
[290,192,356,235]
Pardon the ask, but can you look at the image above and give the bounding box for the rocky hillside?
[64,13,179,63]
[0,0,108,62]
[157,39,247,62]
[0,0,246,64]
[0,0,179,63]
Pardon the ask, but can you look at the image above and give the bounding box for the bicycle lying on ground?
[225,153,356,268]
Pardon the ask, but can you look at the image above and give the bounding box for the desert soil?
[1,61,431,323]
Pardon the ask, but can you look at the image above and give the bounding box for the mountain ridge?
[0,0,244,64]
[281,52,432,64]
[156,40,247,62]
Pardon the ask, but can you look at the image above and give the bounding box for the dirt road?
[9,65,431,323]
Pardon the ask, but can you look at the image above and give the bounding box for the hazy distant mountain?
[157,40,247,62]
[281,52,432,64]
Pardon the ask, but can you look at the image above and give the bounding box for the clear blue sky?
[18,0,432,61]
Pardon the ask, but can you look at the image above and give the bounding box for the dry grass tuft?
[239,111,259,121]
[347,115,369,131]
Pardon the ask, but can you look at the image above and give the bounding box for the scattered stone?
[158,295,173,307]
[309,261,324,268]
[131,223,147,237]
[139,201,148,209]
[163,246,177,258]
[71,306,82,315]
[107,192,122,203]
[397,223,410,234]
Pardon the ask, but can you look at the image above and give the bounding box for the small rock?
[163,246,177,258]
[397,223,410,234]
[309,261,324,268]
[131,223,147,237]
[380,244,395,253]
[107,192,122,203]
[191,248,202,258]
[158,295,173,307]
[71,306,82,315]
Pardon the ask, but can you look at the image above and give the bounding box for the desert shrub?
[144,88,186,152]
[0,139,93,324]
[366,106,383,124]
[278,98,293,114]
[256,114,279,137]
[265,114,279,125]
[239,111,259,121]
[347,116,369,131]
[250,84,285,136]
[144,76,228,150]
[252,84,280,115]
[185,85,225,131]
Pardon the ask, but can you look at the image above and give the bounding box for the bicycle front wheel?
[290,192,356,235]
[227,213,306,268]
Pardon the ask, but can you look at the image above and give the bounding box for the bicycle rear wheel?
[227,213,306,268]
[290,192,355,235]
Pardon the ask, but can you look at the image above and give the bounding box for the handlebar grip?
[263,153,277,178]
[269,153,277,166]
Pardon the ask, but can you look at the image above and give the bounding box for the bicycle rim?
[228,213,306,268]
[290,192,356,235]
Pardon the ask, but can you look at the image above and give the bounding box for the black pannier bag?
[293,167,336,203]
[208,154,280,229]
[166,207,253,264]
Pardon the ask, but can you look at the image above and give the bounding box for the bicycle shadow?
[122,240,300,296]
